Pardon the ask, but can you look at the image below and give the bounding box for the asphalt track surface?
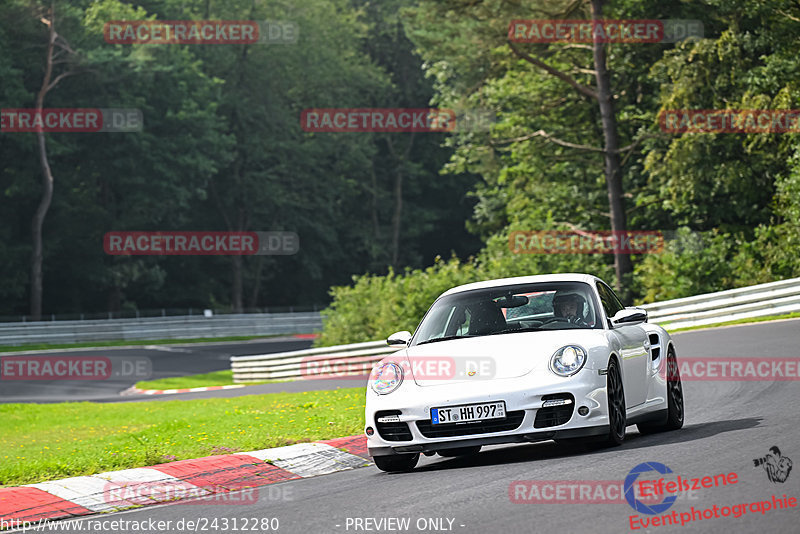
[12,318,800,533]
[0,337,314,403]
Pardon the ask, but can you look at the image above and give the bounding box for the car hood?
[400,329,609,386]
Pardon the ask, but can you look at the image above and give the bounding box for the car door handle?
[643,340,651,350]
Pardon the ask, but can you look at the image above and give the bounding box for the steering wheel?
[542,316,587,326]
[541,317,570,325]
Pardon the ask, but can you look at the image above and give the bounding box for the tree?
[29,2,84,320]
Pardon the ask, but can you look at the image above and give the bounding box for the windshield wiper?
[416,335,471,346]
[489,326,544,335]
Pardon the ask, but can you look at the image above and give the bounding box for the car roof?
[438,273,602,298]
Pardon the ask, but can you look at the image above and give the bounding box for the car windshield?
[412,281,600,345]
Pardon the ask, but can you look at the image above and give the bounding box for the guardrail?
[231,340,397,382]
[0,312,322,346]
[640,276,800,330]
[231,277,800,382]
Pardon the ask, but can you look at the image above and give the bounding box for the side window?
[456,309,471,336]
[608,286,625,312]
[597,282,624,321]
[444,306,470,337]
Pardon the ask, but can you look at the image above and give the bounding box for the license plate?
[430,401,506,424]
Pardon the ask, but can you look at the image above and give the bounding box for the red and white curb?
[0,435,369,525]
[123,384,245,396]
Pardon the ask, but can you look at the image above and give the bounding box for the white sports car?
[365,273,684,472]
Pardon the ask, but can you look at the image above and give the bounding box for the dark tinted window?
[413,281,602,345]
[596,281,624,320]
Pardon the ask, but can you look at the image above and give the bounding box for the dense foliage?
[0,0,480,318]
[319,0,800,345]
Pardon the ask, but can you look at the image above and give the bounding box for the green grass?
[0,387,366,487]
[664,311,800,333]
[135,370,239,389]
[0,334,296,353]
[134,370,285,390]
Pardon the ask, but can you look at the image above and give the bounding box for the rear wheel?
[638,348,684,434]
[438,446,481,457]
[373,453,419,473]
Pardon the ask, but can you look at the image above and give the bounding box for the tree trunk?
[247,255,264,309]
[590,0,632,297]
[230,205,246,313]
[231,254,243,312]
[370,166,381,244]
[30,7,58,321]
[386,134,415,268]
[390,167,403,268]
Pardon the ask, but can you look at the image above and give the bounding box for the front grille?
[416,411,525,438]
[375,410,413,441]
[534,393,575,428]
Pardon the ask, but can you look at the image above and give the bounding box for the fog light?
[377,415,400,423]
[366,427,374,436]
[578,406,589,416]
[542,398,572,408]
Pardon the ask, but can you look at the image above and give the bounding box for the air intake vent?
[375,410,412,441]
[534,393,575,428]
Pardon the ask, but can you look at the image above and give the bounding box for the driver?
[552,293,587,325]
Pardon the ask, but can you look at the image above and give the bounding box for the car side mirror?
[610,307,647,326]
[386,330,412,347]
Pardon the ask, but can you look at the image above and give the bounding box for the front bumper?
[365,366,610,457]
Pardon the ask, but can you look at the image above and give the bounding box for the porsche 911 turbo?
[365,273,684,472]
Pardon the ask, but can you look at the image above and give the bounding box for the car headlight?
[370,362,404,394]
[550,345,587,376]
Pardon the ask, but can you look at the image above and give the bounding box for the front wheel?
[638,347,684,434]
[595,358,626,447]
[373,453,419,473]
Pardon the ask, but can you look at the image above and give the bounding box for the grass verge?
[134,370,239,390]
[664,311,800,333]
[0,334,299,354]
[133,370,285,390]
[0,387,366,487]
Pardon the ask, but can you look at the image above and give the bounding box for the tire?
[373,453,419,473]
[595,357,626,447]
[637,347,684,434]
[438,446,482,457]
